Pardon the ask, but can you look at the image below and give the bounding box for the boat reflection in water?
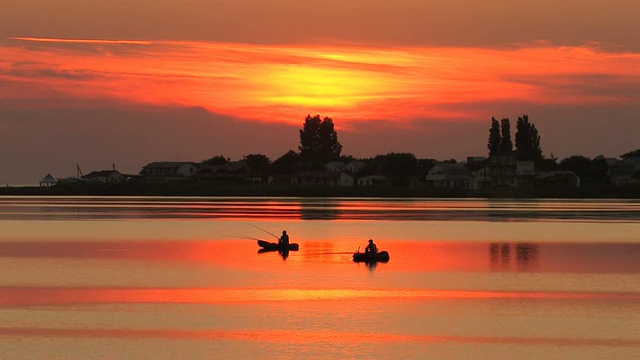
[257,247,294,260]
[256,240,300,260]
[352,250,390,271]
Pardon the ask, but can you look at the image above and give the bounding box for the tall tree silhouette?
[299,115,342,162]
[488,117,501,156]
[499,118,513,154]
[515,115,542,160]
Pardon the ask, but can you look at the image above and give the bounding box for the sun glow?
[261,66,388,107]
[1,37,639,125]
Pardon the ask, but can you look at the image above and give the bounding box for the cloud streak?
[1,37,639,127]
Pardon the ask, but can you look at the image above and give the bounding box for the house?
[325,161,346,172]
[425,163,471,189]
[357,175,390,186]
[489,153,535,189]
[82,170,126,183]
[291,171,353,186]
[196,164,225,176]
[469,167,491,191]
[343,161,367,174]
[197,161,250,178]
[140,162,196,178]
[268,174,296,185]
[244,174,266,185]
[489,153,517,188]
[39,173,58,187]
[226,161,250,174]
[536,171,581,188]
[466,156,487,164]
[56,177,83,185]
[515,160,535,188]
[609,157,640,185]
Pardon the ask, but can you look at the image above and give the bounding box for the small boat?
[353,250,390,263]
[257,239,300,251]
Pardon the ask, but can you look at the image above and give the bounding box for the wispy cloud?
[1,37,639,126]
[8,37,152,45]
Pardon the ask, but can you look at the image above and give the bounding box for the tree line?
[486,114,640,183]
[200,115,436,185]
[200,114,639,186]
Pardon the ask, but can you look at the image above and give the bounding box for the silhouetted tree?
[499,118,513,154]
[299,115,342,162]
[621,148,640,159]
[515,115,542,160]
[271,150,300,174]
[536,156,559,172]
[339,155,355,163]
[592,155,612,183]
[488,117,501,156]
[560,155,596,184]
[418,158,438,174]
[202,155,229,165]
[373,152,419,185]
[243,154,270,173]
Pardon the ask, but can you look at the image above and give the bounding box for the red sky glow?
[3,37,639,127]
[1,1,639,183]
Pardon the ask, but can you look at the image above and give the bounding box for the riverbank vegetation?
[4,114,639,198]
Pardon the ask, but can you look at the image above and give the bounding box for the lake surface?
[0,196,639,359]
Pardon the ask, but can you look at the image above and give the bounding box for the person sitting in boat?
[278,230,289,247]
[365,239,378,255]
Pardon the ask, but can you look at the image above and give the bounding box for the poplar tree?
[499,118,513,154]
[515,114,542,160]
[488,117,501,156]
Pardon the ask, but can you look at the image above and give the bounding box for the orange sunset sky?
[1,0,640,184]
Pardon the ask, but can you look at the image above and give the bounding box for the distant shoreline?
[1,180,639,199]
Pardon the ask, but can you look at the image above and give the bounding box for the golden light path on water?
[1,327,638,348]
[2,287,638,307]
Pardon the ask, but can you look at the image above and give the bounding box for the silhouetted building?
[39,173,58,187]
[324,161,346,172]
[425,163,471,188]
[536,171,580,188]
[357,175,390,186]
[609,157,640,185]
[469,167,491,190]
[489,153,534,189]
[197,161,250,179]
[291,171,354,186]
[343,161,367,174]
[140,162,196,178]
[82,170,126,183]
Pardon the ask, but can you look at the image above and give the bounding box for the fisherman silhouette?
[278,230,289,248]
[364,239,378,254]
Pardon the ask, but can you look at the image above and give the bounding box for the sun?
[259,65,388,108]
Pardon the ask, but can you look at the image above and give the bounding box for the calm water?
[0,196,639,359]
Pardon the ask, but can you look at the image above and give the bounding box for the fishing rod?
[247,223,280,240]
[302,251,354,256]
[231,235,262,241]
